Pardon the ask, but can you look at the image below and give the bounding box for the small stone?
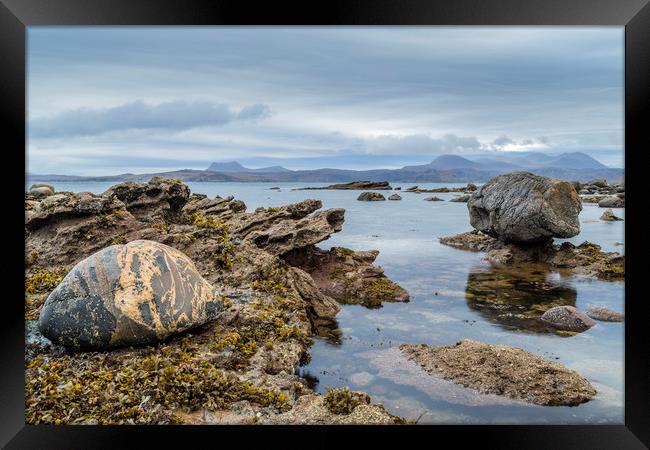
[388,194,402,201]
[598,196,625,208]
[586,306,624,322]
[449,195,470,203]
[541,306,596,332]
[600,208,623,221]
[357,192,386,201]
[424,196,443,201]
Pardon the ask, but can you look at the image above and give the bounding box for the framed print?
[2,0,649,447]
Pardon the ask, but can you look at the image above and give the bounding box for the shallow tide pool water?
[31,181,625,424]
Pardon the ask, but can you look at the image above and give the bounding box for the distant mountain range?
[28,152,623,184]
[206,161,292,173]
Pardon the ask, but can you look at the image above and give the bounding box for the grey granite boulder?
[468,172,582,243]
[388,194,402,200]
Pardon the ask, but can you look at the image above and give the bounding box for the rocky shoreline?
[25,177,407,424]
[24,172,623,424]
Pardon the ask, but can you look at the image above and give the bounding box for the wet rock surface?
[283,245,409,308]
[38,240,223,350]
[424,196,444,201]
[468,172,582,243]
[440,231,624,280]
[357,192,386,201]
[388,193,402,200]
[25,178,407,424]
[540,306,596,332]
[400,340,597,406]
[586,306,624,322]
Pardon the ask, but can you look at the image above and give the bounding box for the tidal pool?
[32,180,625,424]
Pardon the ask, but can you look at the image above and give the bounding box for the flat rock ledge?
[297,181,392,190]
[439,230,624,280]
[400,340,596,406]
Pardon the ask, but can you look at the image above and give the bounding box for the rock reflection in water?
[465,264,577,334]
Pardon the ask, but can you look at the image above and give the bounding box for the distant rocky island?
[28,152,623,184]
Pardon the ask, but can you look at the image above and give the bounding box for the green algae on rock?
[323,387,370,415]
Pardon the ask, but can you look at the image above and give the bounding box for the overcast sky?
[27,27,624,175]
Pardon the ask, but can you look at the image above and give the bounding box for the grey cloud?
[492,135,514,147]
[368,133,482,155]
[30,100,271,138]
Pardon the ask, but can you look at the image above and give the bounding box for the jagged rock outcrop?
[38,240,223,350]
[468,172,582,243]
[400,340,596,406]
[242,208,345,256]
[283,246,409,308]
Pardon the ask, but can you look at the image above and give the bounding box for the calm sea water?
[29,180,625,424]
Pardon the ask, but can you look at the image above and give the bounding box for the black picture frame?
[3,0,648,448]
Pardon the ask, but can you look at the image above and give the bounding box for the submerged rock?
[540,306,596,332]
[400,340,597,406]
[38,240,223,350]
[424,196,443,201]
[388,194,402,201]
[357,192,386,201]
[465,265,577,334]
[468,172,582,243]
[600,209,623,221]
[586,306,624,322]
